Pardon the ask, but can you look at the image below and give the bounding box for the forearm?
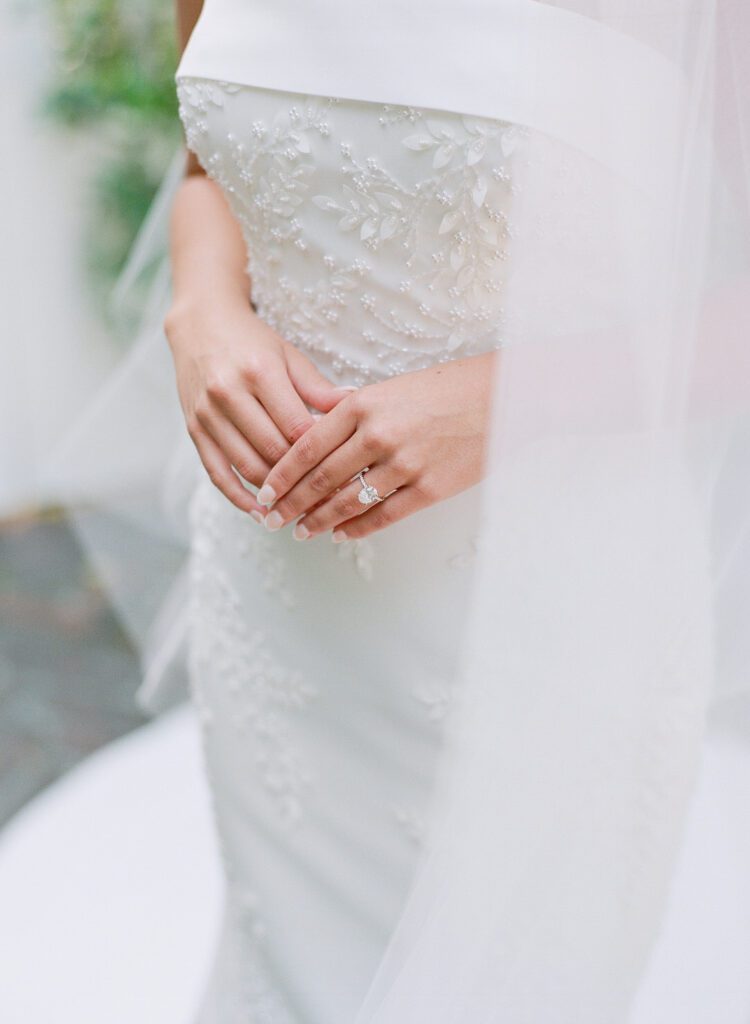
[167,170,252,333]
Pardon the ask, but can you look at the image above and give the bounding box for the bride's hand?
[164,297,348,517]
[255,352,497,540]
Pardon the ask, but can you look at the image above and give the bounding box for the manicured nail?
[334,385,359,392]
[250,509,265,525]
[257,484,276,506]
[331,530,348,544]
[265,511,283,532]
[293,521,310,541]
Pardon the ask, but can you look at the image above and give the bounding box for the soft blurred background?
[0,0,178,826]
[0,8,223,1019]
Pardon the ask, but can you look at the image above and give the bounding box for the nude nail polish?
[331,530,348,544]
[257,484,276,506]
[293,522,310,541]
[265,511,283,532]
[250,509,265,525]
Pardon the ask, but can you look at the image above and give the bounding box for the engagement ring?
[356,469,381,506]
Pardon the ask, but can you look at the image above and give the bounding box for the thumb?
[285,345,358,413]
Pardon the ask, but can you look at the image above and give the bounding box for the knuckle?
[347,390,367,417]
[414,478,438,504]
[390,451,418,479]
[234,458,260,483]
[194,399,212,428]
[362,422,393,456]
[240,355,265,385]
[264,439,289,464]
[308,466,333,495]
[206,466,224,489]
[332,493,355,520]
[293,431,318,466]
[205,374,230,404]
[286,417,313,444]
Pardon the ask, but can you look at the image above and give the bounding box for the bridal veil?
[47,1,750,1019]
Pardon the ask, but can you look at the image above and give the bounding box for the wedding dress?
[39,2,749,1021]
[175,75,517,1024]
[167,1,750,1018]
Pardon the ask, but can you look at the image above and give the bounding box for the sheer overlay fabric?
[46,2,750,1020]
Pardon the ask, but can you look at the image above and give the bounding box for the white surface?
[633,722,750,1022]
[0,703,748,1022]
[0,706,223,1024]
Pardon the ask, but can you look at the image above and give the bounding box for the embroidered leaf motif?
[380,215,399,240]
[433,142,455,169]
[472,176,488,208]
[293,132,311,154]
[439,209,463,235]
[402,134,434,151]
[338,212,360,230]
[175,77,525,386]
[312,195,342,212]
[467,136,487,166]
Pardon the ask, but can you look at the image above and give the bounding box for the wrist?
[164,289,256,345]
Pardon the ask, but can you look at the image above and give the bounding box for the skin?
[168,0,496,536]
[257,354,497,542]
[167,0,349,520]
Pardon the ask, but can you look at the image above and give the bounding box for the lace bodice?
[176,76,525,385]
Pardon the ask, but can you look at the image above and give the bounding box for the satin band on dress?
[177,0,684,199]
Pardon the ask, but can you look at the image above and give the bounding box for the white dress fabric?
[176,77,517,1023]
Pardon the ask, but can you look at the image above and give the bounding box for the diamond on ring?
[356,470,381,506]
[358,482,380,505]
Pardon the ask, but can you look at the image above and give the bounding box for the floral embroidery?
[176,80,506,1019]
[176,77,521,386]
[236,522,297,609]
[189,481,316,827]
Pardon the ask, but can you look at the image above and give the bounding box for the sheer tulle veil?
[46,1,749,1019]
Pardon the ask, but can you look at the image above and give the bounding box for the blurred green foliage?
[45,0,181,307]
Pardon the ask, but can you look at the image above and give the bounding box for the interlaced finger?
[191,430,266,518]
[327,485,421,542]
[291,464,402,540]
[256,365,320,445]
[202,415,271,487]
[263,436,370,530]
[221,392,291,466]
[257,398,358,507]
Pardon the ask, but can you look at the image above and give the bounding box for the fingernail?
[257,484,276,506]
[331,530,348,544]
[250,509,265,525]
[334,385,359,392]
[265,511,283,532]
[293,521,310,541]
